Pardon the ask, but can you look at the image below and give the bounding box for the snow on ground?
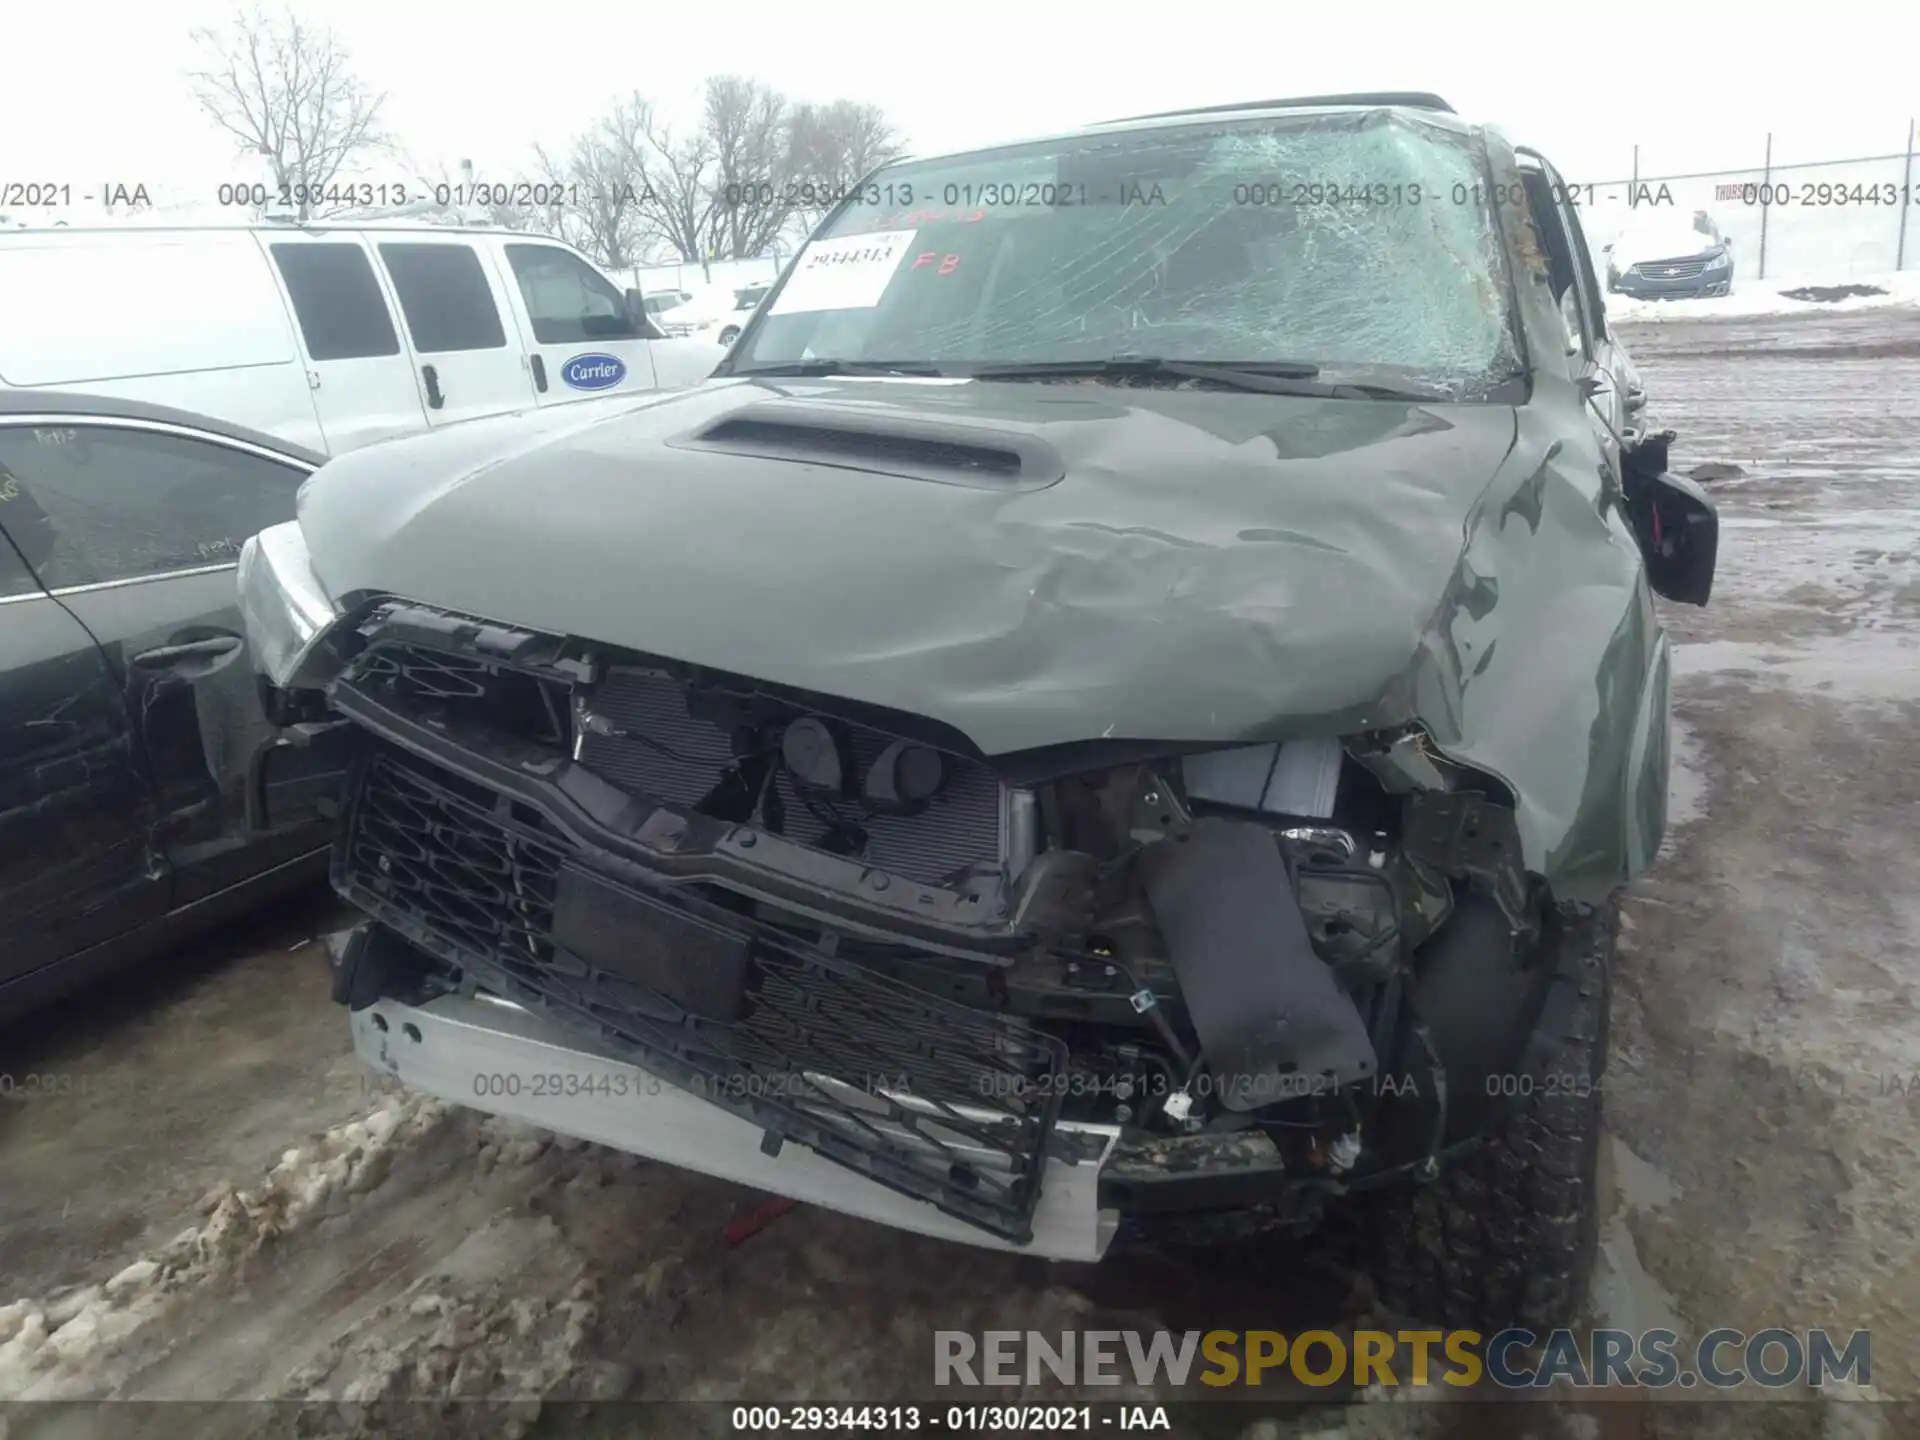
[0,1090,451,1400]
[1608,269,1920,321]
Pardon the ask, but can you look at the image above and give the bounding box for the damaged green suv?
[236,92,1717,1332]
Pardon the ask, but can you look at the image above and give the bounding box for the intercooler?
[575,666,1010,888]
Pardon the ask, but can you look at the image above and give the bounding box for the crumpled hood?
[298,377,1520,757]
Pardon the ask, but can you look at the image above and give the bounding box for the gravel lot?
[3,305,1916,1438]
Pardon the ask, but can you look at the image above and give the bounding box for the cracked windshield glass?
[738,111,1520,396]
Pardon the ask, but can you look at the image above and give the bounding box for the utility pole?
[1898,119,1915,272]
[1758,133,1773,281]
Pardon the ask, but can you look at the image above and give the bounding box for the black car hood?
[299,377,1520,757]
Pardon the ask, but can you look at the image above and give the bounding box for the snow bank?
[1608,270,1920,322]
[0,1090,451,1400]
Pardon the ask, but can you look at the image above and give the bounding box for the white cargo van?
[0,223,727,454]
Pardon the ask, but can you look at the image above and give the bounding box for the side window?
[1556,187,1609,342]
[376,244,508,353]
[0,425,305,590]
[270,242,401,361]
[0,457,53,598]
[1519,168,1594,362]
[504,244,639,344]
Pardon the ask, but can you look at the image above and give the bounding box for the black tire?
[1364,898,1614,1332]
[718,326,740,345]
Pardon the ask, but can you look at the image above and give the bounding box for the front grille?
[336,747,1065,1241]
[579,667,1007,887]
[1630,257,1707,279]
[356,643,490,703]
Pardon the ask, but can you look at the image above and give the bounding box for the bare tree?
[625,110,718,280]
[531,94,654,269]
[703,77,795,263]
[539,79,908,277]
[188,4,388,219]
[788,99,905,223]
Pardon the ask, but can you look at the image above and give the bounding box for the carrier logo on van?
[561,353,627,390]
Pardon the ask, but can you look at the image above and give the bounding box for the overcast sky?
[6,0,1917,215]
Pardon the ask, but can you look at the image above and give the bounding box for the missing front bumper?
[352,992,1123,1262]
[333,747,1073,1244]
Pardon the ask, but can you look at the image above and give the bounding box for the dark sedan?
[0,392,340,1023]
[1606,211,1736,299]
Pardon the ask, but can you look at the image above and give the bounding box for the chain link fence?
[1576,126,1920,280]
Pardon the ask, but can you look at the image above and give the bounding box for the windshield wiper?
[971,357,1322,392]
[727,359,948,378]
[972,357,1455,402]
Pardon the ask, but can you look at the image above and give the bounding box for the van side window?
[504,244,639,344]
[270,243,401,361]
[0,425,305,589]
[376,244,508,353]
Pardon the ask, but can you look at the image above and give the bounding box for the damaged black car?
[234,93,1718,1332]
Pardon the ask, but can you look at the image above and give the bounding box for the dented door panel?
[0,416,327,908]
[59,568,330,907]
[0,587,161,988]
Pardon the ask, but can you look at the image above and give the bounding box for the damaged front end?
[294,595,1578,1257]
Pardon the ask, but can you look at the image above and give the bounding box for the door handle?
[530,354,548,392]
[1624,387,1647,412]
[422,364,445,410]
[131,636,243,682]
[133,637,241,667]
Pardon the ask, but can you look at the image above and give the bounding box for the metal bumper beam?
[351,994,1123,1262]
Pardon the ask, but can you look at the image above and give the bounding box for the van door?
[0,230,324,451]
[491,239,658,404]
[373,238,538,427]
[258,233,431,453]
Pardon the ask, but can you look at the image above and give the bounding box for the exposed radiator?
[577,667,1007,888]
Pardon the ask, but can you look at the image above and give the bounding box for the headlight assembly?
[1704,248,1732,269]
[237,520,341,690]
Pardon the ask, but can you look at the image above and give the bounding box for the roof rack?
[1097,92,1456,125]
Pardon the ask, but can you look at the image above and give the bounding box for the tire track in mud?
[1584,308,1919,1431]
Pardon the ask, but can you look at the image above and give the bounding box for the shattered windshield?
[734,110,1520,398]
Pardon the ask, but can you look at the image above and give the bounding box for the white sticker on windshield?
[768,230,917,315]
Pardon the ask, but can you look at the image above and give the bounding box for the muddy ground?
[2,306,1916,1438]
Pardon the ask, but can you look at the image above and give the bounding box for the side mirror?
[625,290,667,341]
[1623,434,1718,606]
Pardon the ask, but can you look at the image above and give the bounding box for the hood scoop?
[668,400,1066,491]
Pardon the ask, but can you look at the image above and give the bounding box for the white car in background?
[641,289,694,319]
[654,285,741,337]
[712,284,771,346]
